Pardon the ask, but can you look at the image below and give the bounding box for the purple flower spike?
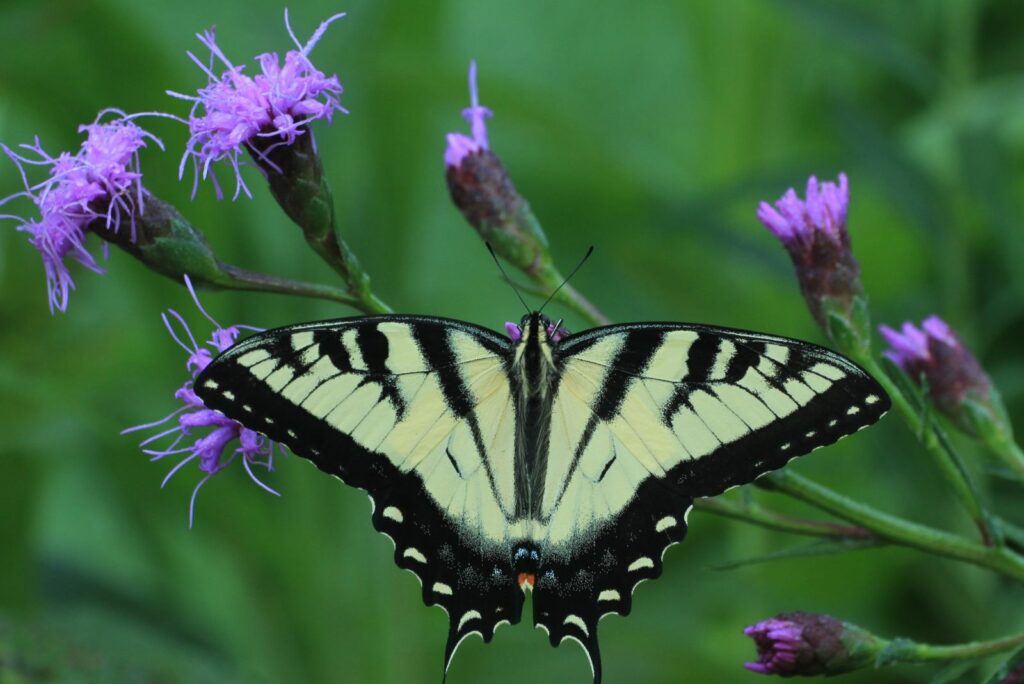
[757,174,863,336]
[169,10,347,200]
[124,277,280,527]
[744,612,880,676]
[1,112,160,312]
[445,60,493,168]
[879,315,996,432]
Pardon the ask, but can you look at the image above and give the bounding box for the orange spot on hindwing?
[517,572,535,592]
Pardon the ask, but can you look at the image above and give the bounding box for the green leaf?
[710,538,881,571]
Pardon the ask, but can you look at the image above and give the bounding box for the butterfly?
[195,310,888,682]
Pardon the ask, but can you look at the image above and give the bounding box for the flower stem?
[692,497,873,540]
[553,281,610,326]
[212,263,370,309]
[853,352,995,544]
[516,268,610,326]
[877,631,1024,665]
[761,470,1024,582]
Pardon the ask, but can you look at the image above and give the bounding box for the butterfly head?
[514,313,559,388]
[518,312,555,344]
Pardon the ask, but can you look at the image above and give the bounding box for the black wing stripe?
[594,329,664,420]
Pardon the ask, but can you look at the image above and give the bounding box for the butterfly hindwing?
[194,316,526,670]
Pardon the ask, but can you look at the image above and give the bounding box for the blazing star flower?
[879,315,1007,437]
[124,277,280,527]
[444,61,492,168]
[169,9,347,200]
[445,62,553,278]
[0,112,159,312]
[757,174,865,342]
[744,612,881,676]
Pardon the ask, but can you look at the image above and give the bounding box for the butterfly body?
[195,312,889,682]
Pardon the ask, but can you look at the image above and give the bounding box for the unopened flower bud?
[757,174,868,350]
[880,316,1013,442]
[744,612,883,676]
[445,62,551,276]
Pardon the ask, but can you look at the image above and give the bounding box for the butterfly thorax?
[512,312,557,518]
[513,312,556,397]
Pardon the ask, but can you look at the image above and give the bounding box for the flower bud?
[757,174,868,350]
[92,193,233,287]
[744,612,883,676]
[879,316,1011,441]
[445,62,552,276]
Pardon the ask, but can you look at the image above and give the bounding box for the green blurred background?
[2,0,1023,681]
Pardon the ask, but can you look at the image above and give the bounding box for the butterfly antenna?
[486,243,530,313]
[539,245,594,313]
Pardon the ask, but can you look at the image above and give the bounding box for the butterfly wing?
[531,323,889,675]
[194,316,524,671]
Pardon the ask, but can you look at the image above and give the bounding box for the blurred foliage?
[1,0,1023,682]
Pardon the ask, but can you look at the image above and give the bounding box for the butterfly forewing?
[195,316,526,668]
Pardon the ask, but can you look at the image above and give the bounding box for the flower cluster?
[0,112,159,312]
[170,10,347,199]
[757,174,865,343]
[124,278,280,527]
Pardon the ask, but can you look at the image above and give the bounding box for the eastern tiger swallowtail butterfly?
[195,311,888,681]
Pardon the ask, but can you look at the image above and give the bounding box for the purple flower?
[0,112,159,312]
[757,174,864,336]
[744,612,880,676]
[444,62,551,275]
[169,9,347,200]
[880,316,996,432]
[124,277,280,527]
[445,61,492,168]
[504,321,523,342]
[504,320,571,343]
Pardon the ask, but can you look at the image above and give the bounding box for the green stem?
[854,352,995,544]
[515,275,610,327]
[761,470,1024,582]
[692,498,873,540]
[879,631,1024,665]
[211,264,371,310]
[554,282,610,326]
